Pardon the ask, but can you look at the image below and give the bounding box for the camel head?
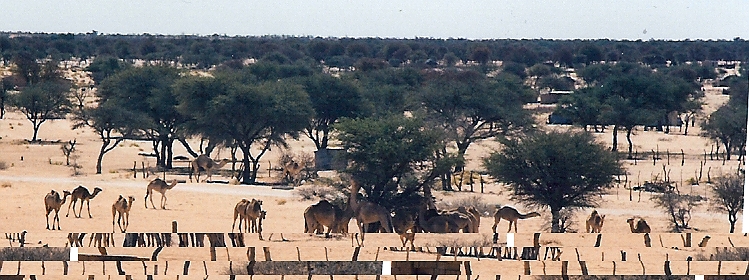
[92,187,103,196]
[169,179,178,188]
[626,218,635,225]
[599,215,605,226]
[527,212,541,218]
[62,190,72,198]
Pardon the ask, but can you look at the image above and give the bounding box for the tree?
[702,103,747,161]
[10,80,72,141]
[176,74,313,184]
[97,66,185,168]
[302,74,366,150]
[335,115,445,209]
[483,130,622,232]
[86,56,131,85]
[73,100,145,174]
[417,70,533,171]
[711,173,744,233]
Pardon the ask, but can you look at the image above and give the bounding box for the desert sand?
[0,67,744,277]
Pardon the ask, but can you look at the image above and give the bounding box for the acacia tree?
[418,70,533,171]
[73,100,145,174]
[11,80,72,142]
[711,173,744,233]
[97,66,186,168]
[335,115,447,210]
[302,73,366,150]
[176,74,313,184]
[483,130,622,233]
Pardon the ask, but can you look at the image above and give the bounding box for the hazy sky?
[2,0,748,40]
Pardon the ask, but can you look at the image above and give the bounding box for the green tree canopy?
[483,130,622,232]
[176,73,314,184]
[335,115,445,210]
[302,73,367,150]
[11,80,72,141]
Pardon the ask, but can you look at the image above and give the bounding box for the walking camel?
[45,190,71,230]
[348,179,393,245]
[189,154,230,183]
[112,195,136,233]
[626,218,651,233]
[392,209,417,249]
[586,210,605,233]
[492,206,541,233]
[66,186,103,218]
[145,178,178,209]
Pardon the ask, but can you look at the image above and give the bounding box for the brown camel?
[585,210,606,233]
[283,160,305,186]
[145,178,178,209]
[392,209,417,249]
[304,200,340,237]
[112,195,135,233]
[417,206,460,233]
[626,218,651,233]
[45,190,71,230]
[66,186,102,218]
[441,211,475,233]
[247,201,265,233]
[348,179,393,245]
[189,154,230,183]
[492,206,541,233]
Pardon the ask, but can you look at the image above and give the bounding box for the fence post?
[172,221,178,233]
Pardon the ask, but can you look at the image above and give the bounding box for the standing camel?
[586,210,606,233]
[45,190,71,230]
[66,186,103,218]
[112,195,136,233]
[231,198,263,233]
[348,179,393,245]
[304,200,340,237]
[145,179,178,209]
[492,206,541,233]
[283,160,304,187]
[189,154,230,183]
[626,218,651,233]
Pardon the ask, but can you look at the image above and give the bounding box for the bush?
[0,160,7,170]
[697,247,749,261]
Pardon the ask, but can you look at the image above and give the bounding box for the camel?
[441,211,475,233]
[232,198,264,233]
[112,195,135,233]
[585,210,606,233]
[348,179,393,245]
[417,206,459,233]
[492,206,541,233]
[45,190,71,230]
[392,209,417,249]
[626,218,651,233]
[66,186,103,218]
[304,200,340,237]
[283,160,305,187]
[189,154,230,183]
[145,178,178,209]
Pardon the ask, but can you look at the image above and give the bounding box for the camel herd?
[39,166,654,239]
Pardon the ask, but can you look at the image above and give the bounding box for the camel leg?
[112,209,116,233]
[162,194,167,209]
[66,200,75,217]
[84,200,91,218]
[45,210,51,230]
[492,221,498,233]
[124,212,129,232]
[507,221,513,233]
[514,221,518,233]
[149,193,156,209]
[54,210,61,230]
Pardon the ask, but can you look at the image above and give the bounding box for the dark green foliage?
[302,73,366,149]
[10,80,72,141]
[335,115,443,209]
[86,55,131,84]
[483,130,622,232]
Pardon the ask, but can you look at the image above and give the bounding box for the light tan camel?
[304,200,339,237]
[283,160,304,187]
[348,179,393,245]
[145,179,178,209]
[585,210,606,233]
[189,154,230,183]
[445,206,481,233]
[112,195,135,233]
[45,190,71,230]
[66,186,103,218]
[626,218,651,233]
[441,211,475,233]
[492,206,541,233]
[232,199,251,232]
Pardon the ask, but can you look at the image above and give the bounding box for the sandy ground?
[0,74,744,276]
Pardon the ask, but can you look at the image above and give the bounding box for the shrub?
[0,161,7,170]
[436,195,494,217]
